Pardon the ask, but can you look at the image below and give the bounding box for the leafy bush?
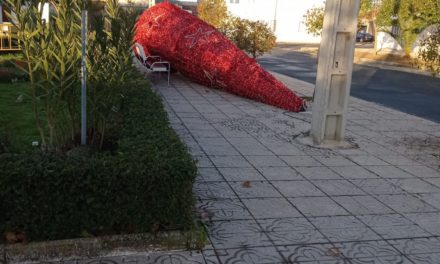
[6,0,83,151]
[303,5,325,37]
[0,81,197,242]
[5,0,141,152]
[418,26,440,76]
[223,17,276,59]
[398,0,440,55]
[376,0,399,32]
[197,0,228,29]
[87,1,141,148]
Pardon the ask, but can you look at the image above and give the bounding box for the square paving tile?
[313,155,358,167]
[218,167,265,181]
[389,179,440,194]
[230,181,281,198]
[309,216,381,242]
[269,145,305,156]
[406,253,440,264]
[405,212,440,236]
[242,198,302,219]
[376,194,438,213]
[194,182,237,200]
[398,165,440,178]
[333,195,394,215]
[358,214,431,239]
[312,180,366,196]
[349,255,413,264]
[416,193,440,210]
[202,144,241,156]
[195,155,216,168]
[202,250,221,264]
[213,247,285,264]
[197,168,225,182]
[278,244,349,263]
[280,155,321,167]
[134,251,206,264]
[335,240,401,258]
[257,167,304,180]
[366,166,414,179]
[245,155,287,167]
[348,155,389,166]
[425,178,440,188]
[197,199,252,220]
[228,138,273,156]
[209,231,272,249]
[234,145,273,156]
[210,155,254,168]
[377,155,421,166]
[290,197,349,217]
[296,166,343,180]
[272,180,325,197]
[331,166,379,179]
[389,237,440,255]
[351,179,405,195]
[259,217,328,246]
[208,220,261,234]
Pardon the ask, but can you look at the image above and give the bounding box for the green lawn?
[0,82,39,153]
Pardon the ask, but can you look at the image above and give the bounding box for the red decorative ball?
[135,2,305,112]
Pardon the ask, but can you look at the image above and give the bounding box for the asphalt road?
[259,44,440,123]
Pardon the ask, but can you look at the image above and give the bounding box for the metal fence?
[0,23,20,51]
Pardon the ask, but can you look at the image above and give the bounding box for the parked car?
[356,32,374,42]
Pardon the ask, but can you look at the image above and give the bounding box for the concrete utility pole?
[309,0,360,147]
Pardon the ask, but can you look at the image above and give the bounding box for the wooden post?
[309,0,360,147]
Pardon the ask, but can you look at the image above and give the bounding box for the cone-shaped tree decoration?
[135,2,306,112]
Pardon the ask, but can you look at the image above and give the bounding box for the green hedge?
[0,81,197,241]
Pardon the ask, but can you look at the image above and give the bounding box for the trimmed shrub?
[222,17,276,59]
[0,81,197,242]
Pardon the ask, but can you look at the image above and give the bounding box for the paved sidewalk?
[157,73,440,264]
[62,73,439,264]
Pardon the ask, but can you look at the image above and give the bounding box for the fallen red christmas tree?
[134,2,305,112]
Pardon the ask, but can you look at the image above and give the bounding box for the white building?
[226,0,324,43]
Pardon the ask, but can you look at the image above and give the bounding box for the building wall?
[226,0,323,43]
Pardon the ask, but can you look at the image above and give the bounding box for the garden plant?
[0,0,197,243]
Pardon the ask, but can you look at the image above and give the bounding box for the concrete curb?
[299,47,439,78]
[354,58,440,78]
[1,229,207,263]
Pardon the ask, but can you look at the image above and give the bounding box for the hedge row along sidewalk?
[0,80,199,243]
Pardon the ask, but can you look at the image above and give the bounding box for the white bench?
[133,43,171,86]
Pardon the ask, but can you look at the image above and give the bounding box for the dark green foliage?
[376,0,400,31]
[303,5,324,37]
[399,0,440,54]
[0,82,197,242]
[222,17,276,59]
[418,26,440,76]
[87,0,141,148]
[197,0,228,29]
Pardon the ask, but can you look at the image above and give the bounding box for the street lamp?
[273,0,278,32]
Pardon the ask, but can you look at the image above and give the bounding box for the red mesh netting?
[134,2,305,112]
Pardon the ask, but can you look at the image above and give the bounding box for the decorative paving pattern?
[158,74,440,263]
[54,72,440,263]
